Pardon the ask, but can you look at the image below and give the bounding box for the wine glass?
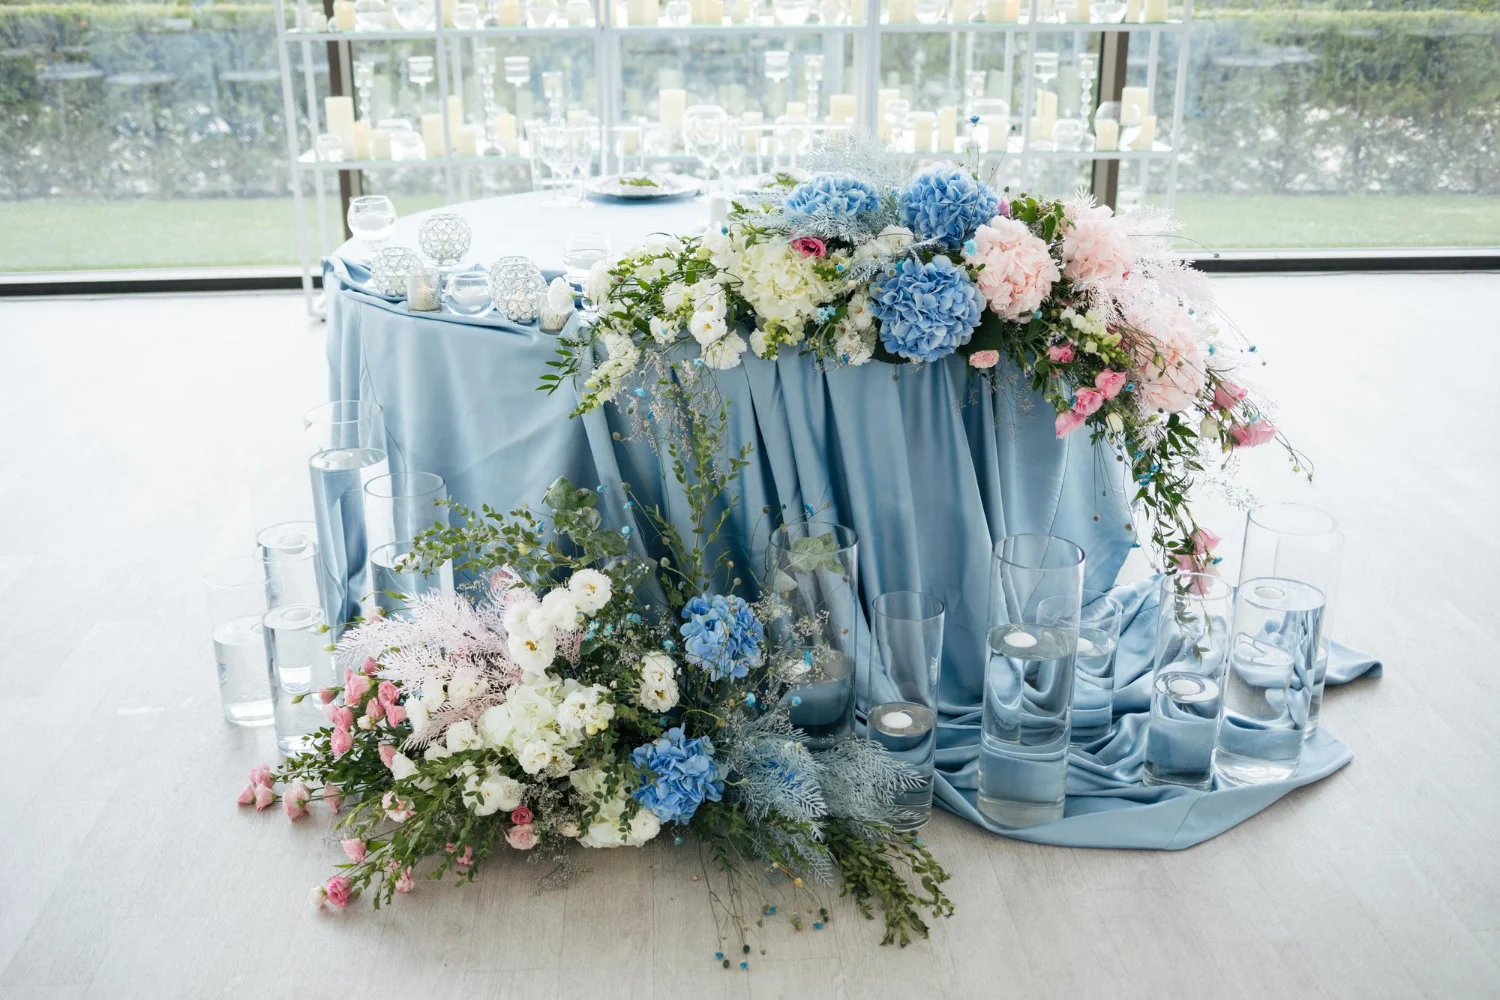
[535,122,572,204]
[683,104,729,192]
[542,70,566,122]
[764,50,791,85]
[407,55,435,111]
[348,195,397,249]
[566,123,598,203]
[1033,51,1059,87]
[564,232,611,318]
[392,0,431,27]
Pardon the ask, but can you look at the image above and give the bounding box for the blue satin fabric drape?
[325,258,1380,850]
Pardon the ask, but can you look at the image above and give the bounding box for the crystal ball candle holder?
[488,256,547,323]
[417,213,472,268]
[368,246,423,297]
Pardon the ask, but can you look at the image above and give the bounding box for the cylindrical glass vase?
[979,533,1084,828]
[263,603,334,754]
[305,401,389,640]
[766,520,859,750]
[1043,588,1122,745]
[363,471,448,552]
[370,541,456,619]
[204,556,273,727]
[1144,573,1233,789]
[869,591,945,831]
[1238,503,1343,735]
[256,520,320,609]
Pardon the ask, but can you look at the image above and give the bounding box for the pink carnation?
[1095,369,1127,398]
[1055,409,1087,438]
[283,783,311,821]
[377,681,400,706]
[964,215,1060,321]
[330,706,354,730]
[1060,200,1134,289]
[1213,381,1249,411]
[344,673,371,704]
[366,699,385,723]
[789,236,826,258]
[385,702,408,726]
[1047,343,1074,364]
[1229,420,1277,448]
[969,350,1000,370]
[341,838,367,863]
[1072,387,1105,417]
[330,725,353,757]
[506,824,538,851]
[324,876,351,909]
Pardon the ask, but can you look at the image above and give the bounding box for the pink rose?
[378,744,398,768]
[1095,369,1127,399]
[318,687,337,704]
[249,764,274,788]
[253,784,275,811]
[362,656,381,676]
[1055,409,1087,438]
[1072,387,1105,417]
[394,868,414,893]
[1061,199,1134,289]
[1190,527,1221,555]
[1047,343,1074,364]
[969,350,1000,370]
[382,791,415,823]
[341,838,367,863]
[284,783,311,821]
[330,725,353,757]
[1229,420,1276,448]
[331,706,354,730]
[506,824,537,851]
[236,784,256,806]
[510,805,534,825]
[345,674,371,704]
[385,702,408,727]
[1213,381,1248,411]
[324,876,351,909]
[323,783,343,814]
[377,681,400,706]
[789,236,826,258]
[964,215,1060,321]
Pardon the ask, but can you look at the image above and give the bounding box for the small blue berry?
[768,905,777,914]
[968,114,980,124]
[803,503,815,518]
[663,639,676,651]
[693,358,706,367]
[633,387,648,397]
[674,835,684,846]
[715,952,724,960]
[834,263,845,272]
[621,525,633,537]
[791,696,802,707]
[1248,345,1257,352]
[745,693,757,705]
[596,484,606,492]
[813,922,823,930]
[740,961,748,970]
[1126,382,1136,391]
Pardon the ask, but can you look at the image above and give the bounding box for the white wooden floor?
[1,274,1498,999]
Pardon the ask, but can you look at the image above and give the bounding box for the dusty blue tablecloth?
[325,253,1381,850]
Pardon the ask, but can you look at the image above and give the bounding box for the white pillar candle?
[454,123,480,155]
[726,0,750,20]
[421,113,445,156]
[741,110,762,151]
[619,125,638,154]
[447,93,463,123]
[1125,0,1140,19]
[983,0,1006,18]
[1036,89,1057,140]
[352,119,371,158]
[1093,119,1118,151]
[491,110,517,142]
[495,0,520,22]
[370,127,393,159]
[783,101,807,119]
[1120,85,1150,124]
[876,87,900,138]
[1129,114,1156,150]
[951,0,967,20]
[1143,0,1166,19]
[333,0,356,29]
[936,104,957,150]
[441,0,456,25]
[888,0,914,22]
[659,87,686,132]
[1072,0,1089,20]
[1027,116,1042,147]
[566,108,590,125]
[909,110,935,152]
[629,0,660,24]
[827,93,856,125]
[324,96,355,156]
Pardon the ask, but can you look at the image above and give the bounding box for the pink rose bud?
[394,868,414,893]
[324,876,352,909]
[1054,409,1087,438]
[330,725,353,757]
[509,805,534,826]
[1229,420,1276,448]
[377,681,400,706]
[343,667,355,689]
[379,744,398,768]
[318,687,337,704]
[237,784,256,806]
[506,824,538,851]
[249,763,274,788]
[1072,387,1105,417]
[1213,381,1248,411]
[341,838,367,863]
[253,784,276,811]
[969,350,1000,370]
[1047,343,1075,364]
[1095,369,1127,399]
[284,783,311,821]
[345,674,371,704]
[385,702,408,727]
[362,656,381,676]
[324,783,343,814]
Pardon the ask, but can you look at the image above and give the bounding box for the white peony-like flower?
[648,316,678,344]
[447,665,487,703]
[846,290,875,331]
[445,719,484,752]
[537,587,581,632]
[585,256,615,306]
[639,651,676,685]
[507,628,557,676]
[569,767,660,848]
[638,675,679,713]
[462,767,523,816]
[701,331,749,370]
[689,310,728,347]
[389,752,418,781]
[693,282,726,318]
[833,322,877,366]
[661,281,690,315]
[517,739,557,775]
[423,743,452,761]
[567,568,612,614]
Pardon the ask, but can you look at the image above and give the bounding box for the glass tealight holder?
[1051,117,1086,151]
[772,0,812,24]
[488,255,547,322]
[664,0,692,23]
[453,1,480,25]
[407,266,441,311]
[256,520,320,610]
[417,212,472,268]
[354,0,389,29]
[315,133,345,161]
[263,603,333,754]
[390,129,426,161]
[869,591,945,831]
[1144,573,1232,789]
[767,521,859,750]
[369,245,423,297]
[443,270,493,317]
[204,556,273,727]
[979,533,1084,828]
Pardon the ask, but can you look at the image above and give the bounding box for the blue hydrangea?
[680,594,764,681]
[631,727,725,824]
[870,255,985,363]
[783,174,882,222]
[897,166,1000,249]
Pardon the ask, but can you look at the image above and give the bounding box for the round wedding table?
[324,192,1377,849]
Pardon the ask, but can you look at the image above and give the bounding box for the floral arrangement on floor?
[547,156,1309,573]
[239,478,953,955]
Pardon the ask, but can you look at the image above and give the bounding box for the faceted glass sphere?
[488,256,547,323]
[368,245,423,296]
[417,212,472,265]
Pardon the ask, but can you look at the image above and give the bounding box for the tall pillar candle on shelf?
[442,0,457,24]
[454,124,480,155]
[352,120,371,159]
[491,110,518,154]
[333,0,357,29]
[324,97,356,157]
[629,0,660,24]
[1143,0,1166,19]
[726,0,751,21]
[422,113,445,156]
[827,94,856,125]
[1092,118,1118,151]
[936,104,957,150]
[1125,0,1140,20]
[371,127,393,159]
[1128,114,1156,150]
[888,0,914,22]
[659,87,687,141]
[741,110,763,153]
[909,111,935,153]
[495,0,520,23]
[1071,0,1088,20]
[1036,89,1057,140]
[1120,85,1149,124]
[877,87,900,138]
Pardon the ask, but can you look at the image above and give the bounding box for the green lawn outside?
[1,192,1497,272]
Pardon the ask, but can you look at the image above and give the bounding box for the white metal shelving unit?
[274,0,1192,311]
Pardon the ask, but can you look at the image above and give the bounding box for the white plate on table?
[586,173,702,201]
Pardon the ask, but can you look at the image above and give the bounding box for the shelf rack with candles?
[273,0,1192,311]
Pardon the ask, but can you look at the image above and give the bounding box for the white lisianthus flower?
[447,665,486,703]
[693,283,726,319]
[508,628,558,676]
[556,688,594,736]
[846,291,875,331]
[639,651,676,686]
[689,311,728,347]
[423,743,452,761]
[581,696,614,735]
[648,316,678,345]
[833,322,877,367]
[661,281,690,315]
[638,675,679,713]
[875,224,915,255]
[701,331,749,370]
[643,233,684,254]
[445,719,484,752]
[479,702,513,749]
[389,752,418,781]
[406,695,430,734]
[517,739,557,775]
[538,587,581,631]
[567,568,612,614]
[501,590,541,636]
[585,256,614,306]
[1199,415,1219,442]
[463,767,523,816]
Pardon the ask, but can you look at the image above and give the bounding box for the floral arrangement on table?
[549,159,1309,574]
[239,477,953,956]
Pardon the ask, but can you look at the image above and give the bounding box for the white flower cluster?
[636,651,680,713]
[478,673,615,777]
[832,289,878,367]
[568,767,662,848]
[500,569,612,674]
[1059,306,1113,354]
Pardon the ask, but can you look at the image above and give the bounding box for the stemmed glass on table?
[347,195,397,254]
[407,54,434,111]
[682,104,730,194]
[564,233,611,319]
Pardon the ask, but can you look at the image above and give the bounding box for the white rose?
[448,665,486,703]
[876,224,915,255]
[833,324,876,367]
[581,697,615,736]
[567,568,612,614]
[638,675,679,713]
[389,752,418,781]
[501,593,542,636]
[648,316,677,344]
[508,629,558,676]
[445,719,483,752]
[423,742,452,761]
[479,703,514,749]
[538,588,581,632]
[406,696,431,734]
[517,739,556,775]
[556,689,593,737]
[463,768,523,816]
[545,748,576,778]
[639,651,676,686]
[627,808,662,847]
[555,818,581,839]
[702,332,748,371]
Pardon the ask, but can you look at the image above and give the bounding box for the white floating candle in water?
[881,710,914,730]
[1004,630,1037,649]
[1077,636,1097,656]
